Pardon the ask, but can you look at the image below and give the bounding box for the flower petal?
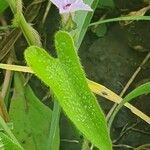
[60,0,93,13]
[72,0,93,11]
[64,0,76,4]
[50,0,64,8]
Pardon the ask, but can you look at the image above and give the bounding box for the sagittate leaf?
[0,0,8,14]
[0,132,23,150]
[108,82,150,128]
[24,31,112,150]
[9,73,60,150]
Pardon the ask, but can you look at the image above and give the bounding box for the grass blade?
[47,100,60,150]
[89,16,150,26]
[108,82,150,129]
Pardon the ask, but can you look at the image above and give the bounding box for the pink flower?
[50,0,93,14]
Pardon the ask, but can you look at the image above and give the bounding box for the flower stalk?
[61,13,77,31]
[50,0,93,31]
[6,0,41,46]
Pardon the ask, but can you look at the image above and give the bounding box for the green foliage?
[5,0,22,14]
[47,100,60,150]
[24,31,112,150]
[0,0,8,14]
[98,0,114,8]
[92,24,107,37]
[73,0,114,47]
[9,73,59,150]
[123,82,150,103]
[0,116,23,149]
[0,132,23,150]
[73,0,114,43]
[6,0,41,46]
[108,82,150,128]
[74,0,99,48]
[89,16,150,26]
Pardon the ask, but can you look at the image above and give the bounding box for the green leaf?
[73,0,99,48]
[0,116,23,149]
[123,82,150,103]
[47,100,60,150]
[92,24,107,37]
[98,0,114,8]
[0,132,23,150]
[0,0,8,14]
[9,73,59,150]
[24,31,112,150]
[108,82,150,128]
[89,16,150,27]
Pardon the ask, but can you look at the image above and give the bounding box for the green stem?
[5,0,22,14]
[47,100,60,150]
[6,0,41,46]
[18,14,41,46]
[89,16,150,26]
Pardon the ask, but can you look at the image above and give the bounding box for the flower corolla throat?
[50,0,93,14]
